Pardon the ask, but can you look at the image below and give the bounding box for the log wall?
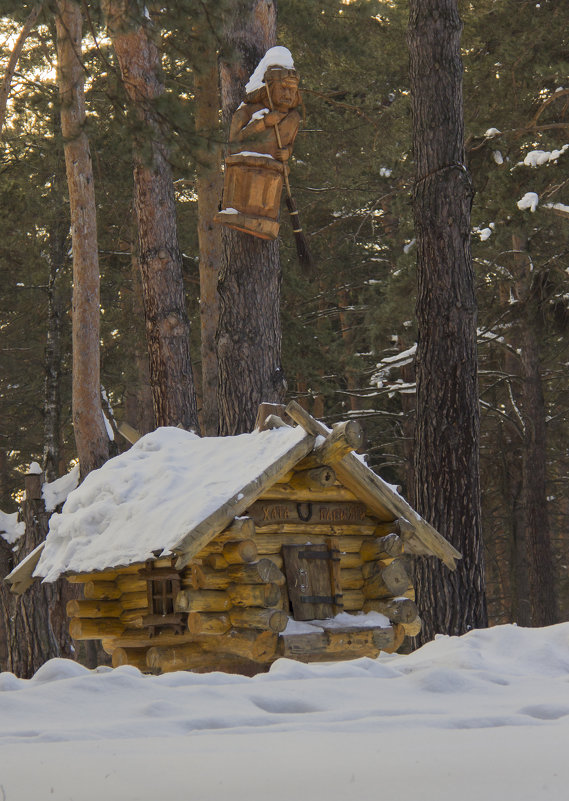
[67,475,423,673]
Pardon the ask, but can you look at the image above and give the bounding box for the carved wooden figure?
[215,57,302,240]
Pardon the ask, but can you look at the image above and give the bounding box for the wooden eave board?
[4,542,45,594]
[173,431,315,569]
[334,454,461,569]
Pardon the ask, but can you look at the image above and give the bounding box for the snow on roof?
[0,509,25,545]
[42,464,80,512]
[245,46,295,94]
[34,425,308,582]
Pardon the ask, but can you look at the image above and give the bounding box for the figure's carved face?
[269,77,299,111]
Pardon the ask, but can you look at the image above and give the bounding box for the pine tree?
[409,0,487,638]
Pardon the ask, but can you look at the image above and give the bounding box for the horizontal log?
[278,623,399,661]
[254,552,284,570]
[112,648,149,670]
[326,626,394,653]
[191,560,285,590]
[227,582,282,608]
[115,575,147,594]
[222,539,258,565]
[202,553,229,570]
[222,628,279,661]
[261,413,289,431]
[229,608,288,633]
[119,610,146,628]
[362,597,419,624]
[69,616,125,640]
[227,559,286,586]
[120,591,149,610]
[175,589,231,613]
[362,558,393,580]
[360,534,404,562]
[187,612,231,635]
[396,518,440,557]
[401,617,422,637]
[142,613,186,627]
[299,420,363,468]
[146,643,271,675]
[226,517,256,537]
[254,402,288,431]
[190,566,230,591]
[338,551,363,569]
[109,629,198,650]
[66,599,123,619]
[146,643,210,672]
[288,466,337,490]
[341,589,365,611]
[260,485,358,502]
[82,581,121,600]
[362,559,412,600]
[339,568,364,590]
[253,531,370,554]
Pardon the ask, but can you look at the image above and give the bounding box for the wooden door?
[282,544,342,621]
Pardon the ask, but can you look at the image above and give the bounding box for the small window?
[139,559,186,636]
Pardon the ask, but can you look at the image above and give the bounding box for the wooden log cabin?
[6,402,461,675]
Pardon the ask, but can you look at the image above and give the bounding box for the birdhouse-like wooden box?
[215,154,285,240]
[7,403,460,675]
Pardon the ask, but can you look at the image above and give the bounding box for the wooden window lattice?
[139,559,186,637]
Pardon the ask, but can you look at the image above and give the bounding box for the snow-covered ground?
[1,623,568,801]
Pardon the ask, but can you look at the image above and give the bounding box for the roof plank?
[173,430,315,569]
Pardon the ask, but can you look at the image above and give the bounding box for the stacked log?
[279,622,405,662]
[148,538,287,673]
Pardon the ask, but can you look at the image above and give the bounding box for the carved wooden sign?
[248,500,368,526]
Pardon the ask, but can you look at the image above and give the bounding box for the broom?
[265,83,314,270]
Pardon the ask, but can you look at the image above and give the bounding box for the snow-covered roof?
[34,425,312,582]
[5,406,461,590]
[0,509,25,546]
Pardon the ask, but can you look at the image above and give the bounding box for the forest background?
[1,0,568,640]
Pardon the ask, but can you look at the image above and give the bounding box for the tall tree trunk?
[194,19,223,436]
[102,1,199,431]
[56,0,109,478]
[0,472,75,677]
[409,0,487,640]
[512,233,557,626]
[217,0,285,435]
[43,112,68,483]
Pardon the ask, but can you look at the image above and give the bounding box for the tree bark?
[217,0,285,435]
[408,0,487,640]
[512,233,557,626]
[43,112,68,483]
[56,0,109,478]
[0,473,76,677]
[102,1,200,431]
[194,20,223,436]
